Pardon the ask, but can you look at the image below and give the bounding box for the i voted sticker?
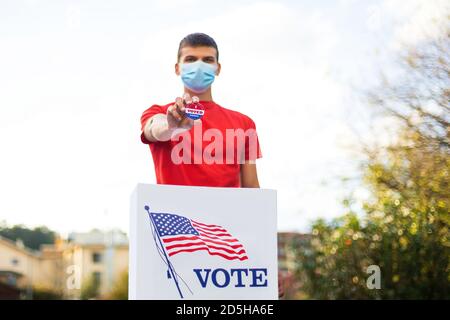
[185,102,205,120]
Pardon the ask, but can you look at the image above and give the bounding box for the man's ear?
[175,63,180,76]
[216,62,221,76]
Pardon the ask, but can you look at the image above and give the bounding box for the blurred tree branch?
[293,16,449,299]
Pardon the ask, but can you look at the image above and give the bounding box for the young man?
[140,33,262,188]
[140,33,284,297]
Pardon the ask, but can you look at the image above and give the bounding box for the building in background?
[278,232,311,299]
[63,229,128,299]
[0,235,62,299]
[0,230,128,299]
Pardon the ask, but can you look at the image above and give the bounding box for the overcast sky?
[0,0,448,236]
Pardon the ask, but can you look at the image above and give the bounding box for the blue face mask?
[180,60,217,93]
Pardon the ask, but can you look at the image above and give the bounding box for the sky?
[0,0,448,236]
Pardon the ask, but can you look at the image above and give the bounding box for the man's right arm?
[143,114,174,142]
[142,95,195,142]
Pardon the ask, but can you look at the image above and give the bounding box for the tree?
[107,270,128,300]
[32,286,63,300]
[293,18,449,299]
[0,224,56,251]
[80,273,100,300]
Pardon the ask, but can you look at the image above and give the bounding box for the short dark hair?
[177,33,219,62]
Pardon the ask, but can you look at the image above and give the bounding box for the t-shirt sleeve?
[244,117,262,161]
[140,104,165,144]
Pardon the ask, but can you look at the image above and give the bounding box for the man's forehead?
[180,46,217,57]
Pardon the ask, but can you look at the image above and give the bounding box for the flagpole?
[145,206,184,299]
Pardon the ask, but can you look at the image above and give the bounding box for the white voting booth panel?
[129,183,277,300]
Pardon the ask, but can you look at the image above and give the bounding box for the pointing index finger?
[175,97,186,113]
[183,93,192,105]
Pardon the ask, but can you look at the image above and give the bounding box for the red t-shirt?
[140,100,262,187]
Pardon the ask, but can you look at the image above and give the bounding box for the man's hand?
[167,94,195,130]
[143,93,198,142]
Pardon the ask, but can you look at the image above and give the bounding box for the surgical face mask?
[180,60,218,93]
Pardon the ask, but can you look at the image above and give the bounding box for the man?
[140,33,283,297]
[140,33,261,188]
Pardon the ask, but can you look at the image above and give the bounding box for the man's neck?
[184,88,213,102]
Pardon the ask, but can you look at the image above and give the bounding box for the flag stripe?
[193,225,231,236]
[162,236,199,243]
[164,239,245,253]
[168,247,249,261]
[191,221,227,233]
[191,220,222,229]
[163,236,244,250]
[168,248,247,261]
[165,242,246,256]
[199,237,244,250]
[164,232,239,243]
[198,231,234,239]
[192,225,228,234]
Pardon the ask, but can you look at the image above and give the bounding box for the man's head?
[177,32,219,63]
[175,33,221,88]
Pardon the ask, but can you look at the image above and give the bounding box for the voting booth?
[129,183,278,300]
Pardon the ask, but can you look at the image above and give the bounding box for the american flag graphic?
[149,213,248,261]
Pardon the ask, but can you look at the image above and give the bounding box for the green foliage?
[32,287,62,300]
[293,21,450,299]
[0,224,56,251]
[80,274,100,300]
[293,215,374,299]
[107,270,128,300]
